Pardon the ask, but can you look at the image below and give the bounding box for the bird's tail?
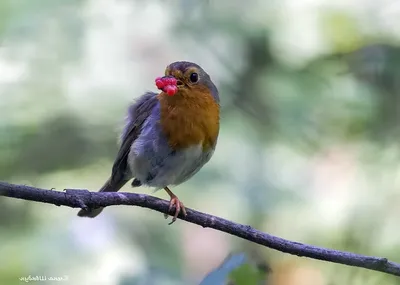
[77,177,129,218]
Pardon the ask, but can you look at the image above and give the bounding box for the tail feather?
[77,177,129,218]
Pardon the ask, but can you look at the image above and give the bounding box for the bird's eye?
[189,72,199,83]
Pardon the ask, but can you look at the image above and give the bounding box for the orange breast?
[158,87,220,151]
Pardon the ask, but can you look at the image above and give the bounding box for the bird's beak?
[161,75,175,81]
[161,76,183,87]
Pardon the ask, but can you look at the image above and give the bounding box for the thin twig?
[0,181,399,277]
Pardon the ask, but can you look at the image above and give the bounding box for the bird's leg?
[163,186,187,224]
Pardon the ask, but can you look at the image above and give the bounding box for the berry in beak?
[155,76,178,96]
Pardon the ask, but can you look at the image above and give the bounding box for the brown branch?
[0,181,399,277]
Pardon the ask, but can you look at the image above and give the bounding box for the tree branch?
[1,181,399,277]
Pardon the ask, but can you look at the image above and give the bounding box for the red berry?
[155,79,164,89]
[164,77,177,86]
[169,77,177,85]
[165,85,177,96]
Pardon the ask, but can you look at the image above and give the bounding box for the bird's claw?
[164,196,187,225]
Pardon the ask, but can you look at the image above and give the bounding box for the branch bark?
[1,181,399,277]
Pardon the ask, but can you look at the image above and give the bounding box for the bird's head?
[155,61,219,102]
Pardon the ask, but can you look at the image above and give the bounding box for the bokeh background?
[1,0,400,284]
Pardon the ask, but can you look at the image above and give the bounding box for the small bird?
[77,61,220,223]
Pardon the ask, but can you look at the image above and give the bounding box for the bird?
[77,61,220,224]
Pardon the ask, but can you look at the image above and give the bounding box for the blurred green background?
[1,0,400,284]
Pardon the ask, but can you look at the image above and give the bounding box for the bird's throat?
[158,91,220,151]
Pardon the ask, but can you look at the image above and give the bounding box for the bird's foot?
[163,187,187,225]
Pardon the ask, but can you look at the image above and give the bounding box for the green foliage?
[199,253,247,285]
[228,263,266,285]
[199,253,270,285]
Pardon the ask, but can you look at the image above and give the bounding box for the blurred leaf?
[199,253,247,285]
[228,263,265,285]
[321,11,363,52]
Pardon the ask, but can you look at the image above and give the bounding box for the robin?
[77,61,220,224]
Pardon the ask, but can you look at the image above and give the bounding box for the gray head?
[163,61,219,102]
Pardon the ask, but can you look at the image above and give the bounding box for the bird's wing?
[110,92,158,185]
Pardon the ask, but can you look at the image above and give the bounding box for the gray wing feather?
[110,92,158,185]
